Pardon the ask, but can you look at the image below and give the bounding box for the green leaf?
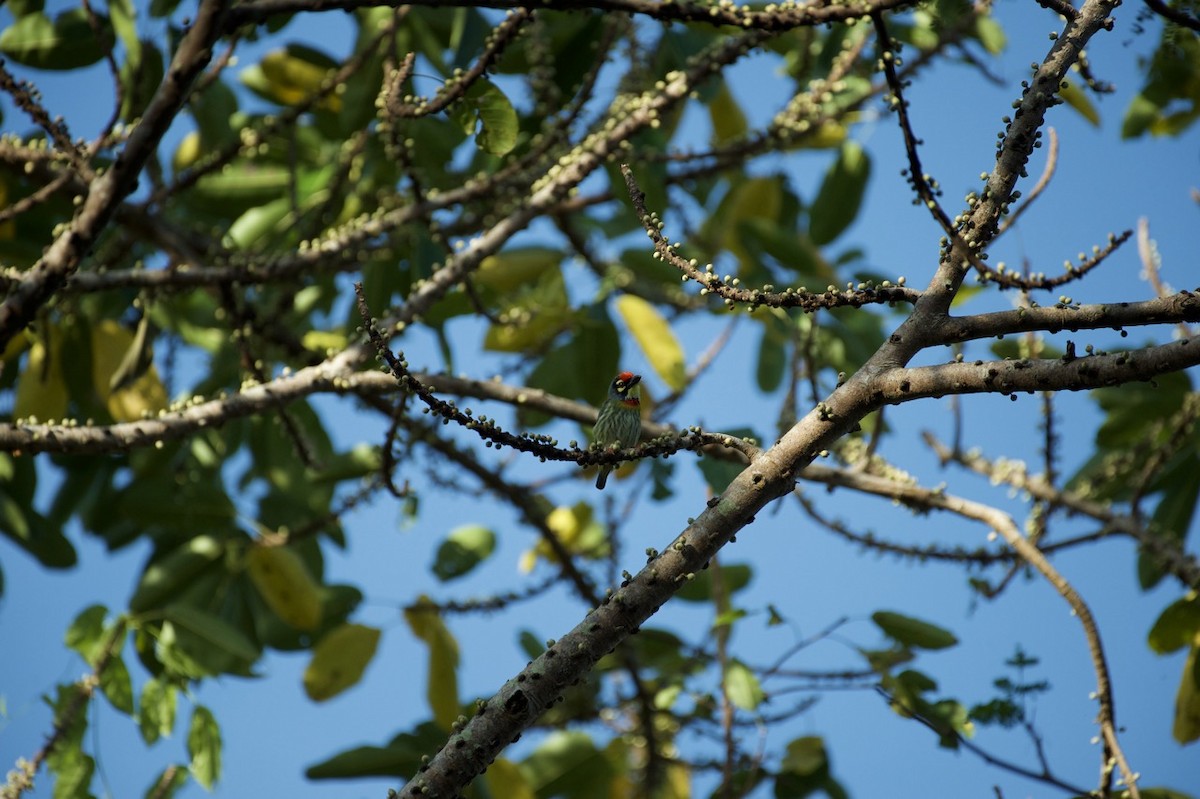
[137,678,178,745]
[303,623,381,701]
[973,15,1006,55]
[615,295,687,391]
[143,765,189,799]
[483,265,569,352]
[697,427,755,494]
[1058,79,1100,127]
[675,563,753,603]
[225,197,292,251]
[1173,645,1200,744]
[774,736,831,798]
[756,314,789,393]
[0,9,111,70]
[453,79,518,155]
[130,535,226,613]
[45,683,95,799]
[161,603,261,669]
[187,705,222,790]
[404,600,460,730]
[432,524,497,582]
[305,722,446,779]
[872,611,958,650]
[1123,93,1160,139]
[519,731,614,798]
[809,141,870,246]
[100,655,135,715]
[1141,464,1200,590]
[1150,597,1200,654]
[709,79,747,144]
[65,604,108,664]
[724,660,765,710]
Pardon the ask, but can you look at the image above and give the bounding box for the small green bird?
[593,371,642,490]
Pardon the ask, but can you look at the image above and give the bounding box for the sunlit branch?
[938,290,1200,344]
[621,164,922,312]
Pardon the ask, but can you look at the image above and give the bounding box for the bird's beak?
[626,374,641,388]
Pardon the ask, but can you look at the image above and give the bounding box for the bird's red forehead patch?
[617,371,636,382]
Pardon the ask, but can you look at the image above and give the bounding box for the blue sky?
[2,1,1199,798]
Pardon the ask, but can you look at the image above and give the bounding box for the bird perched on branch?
[593,371,642,490]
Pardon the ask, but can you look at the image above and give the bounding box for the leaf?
[305,722,446,779]
[14,334,68,422]
[973,15,1006,55]
[1141,465,1200,590]
[143,765,189,799]
[0,9,111,70]
[523,503,609,570]
[519,731,614,798]
[1149,596,1200,654]
[809,141,870,246]
[225,197,292,251]
[1173,645,1200,744]
[723,660,765,710]
[187,705,222,790]
[246,544,323,630]
[483,266,570,352]
[872,611,959,650]
[475,247,562,293]
[137,678,178,745]
[303,623,382,701]
[709,79,747,144]
[1058,79,1100,127]
[404,599,460,730]
[675,563,753,603]
[100,655,135,715]
[91,320,168,423]
[484,758,535,799]
[45,684,95,799]
[615,295,687,391]
[161,604,261,667]
[756,316,789,392]
[129,535,226,613]
[432,524,497,582]
[452,79,518,155]
[242,45,340,111]
[1122,93,1160,139]
[65,604,108,664]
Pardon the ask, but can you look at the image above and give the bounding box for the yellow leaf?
[173,130,201,172]
[259,49,341,112]
[14,332,68,422]
[303,623,381,701]
[91,320,168,422]
[1058,79,1100,128]
[246,544,322,630]
[1174,645,1200,743]
[404,597,460,730]
[301,330,348,353]
[476,248,562,293]
[484,758,534,799]
[529,503,610,567]
[615,295,686,391]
